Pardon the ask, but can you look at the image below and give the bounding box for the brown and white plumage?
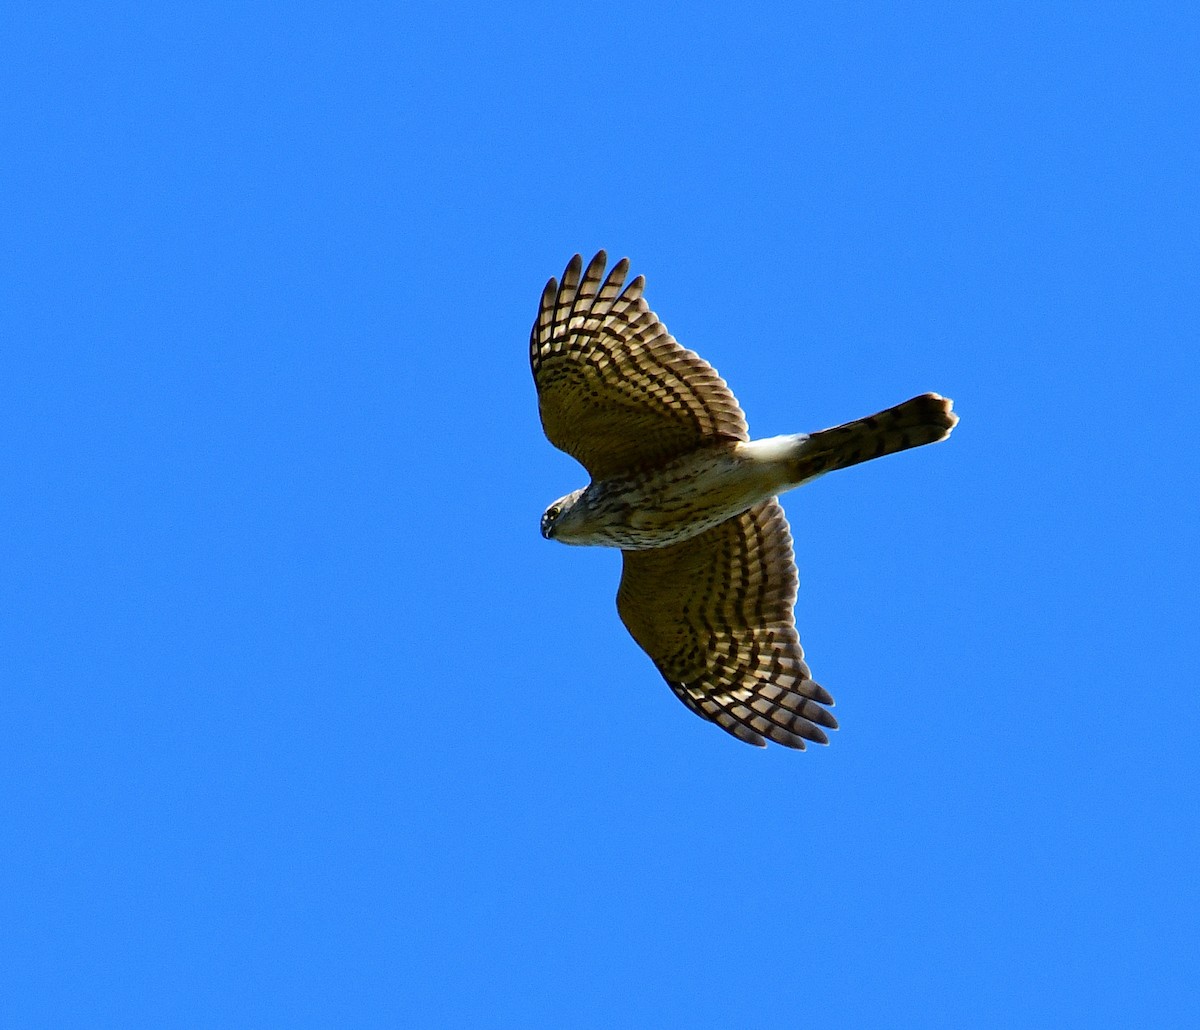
[530,252,747,480]
[531,251,958,749]
[618,499,834,749]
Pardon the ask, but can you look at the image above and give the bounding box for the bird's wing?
[530,252,749,481]
[617,499,837,749]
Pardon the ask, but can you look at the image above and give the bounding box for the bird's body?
[545,440,781,549]
[531,251,957,749]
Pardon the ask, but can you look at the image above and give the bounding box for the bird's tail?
[789,393,958,485]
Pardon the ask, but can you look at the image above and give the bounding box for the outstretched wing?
[617,500,837,749]
[530,251,748,481]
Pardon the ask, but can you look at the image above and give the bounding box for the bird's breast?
[583,446,780,550]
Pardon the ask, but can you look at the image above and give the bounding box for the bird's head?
[540,488,587,543]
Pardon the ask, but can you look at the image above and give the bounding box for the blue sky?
[4,1,1197,1026]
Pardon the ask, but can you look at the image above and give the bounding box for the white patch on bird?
[738,434,808,464]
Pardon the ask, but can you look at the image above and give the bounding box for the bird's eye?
[547,506,560,520]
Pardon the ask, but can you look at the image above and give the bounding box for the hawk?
[531,251,957,749]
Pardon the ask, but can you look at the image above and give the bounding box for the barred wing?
[617,500,837,749]
[530,252,748,481]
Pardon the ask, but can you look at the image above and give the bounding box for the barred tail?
[790,393,958,484]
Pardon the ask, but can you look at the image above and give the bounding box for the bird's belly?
[590,450,778,550]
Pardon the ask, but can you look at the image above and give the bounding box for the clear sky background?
[4,2,1197,1027]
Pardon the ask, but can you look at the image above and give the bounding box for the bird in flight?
[531,251,957,749]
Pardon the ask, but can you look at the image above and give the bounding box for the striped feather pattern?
[531,251,748,480]
[617,500,836,749]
